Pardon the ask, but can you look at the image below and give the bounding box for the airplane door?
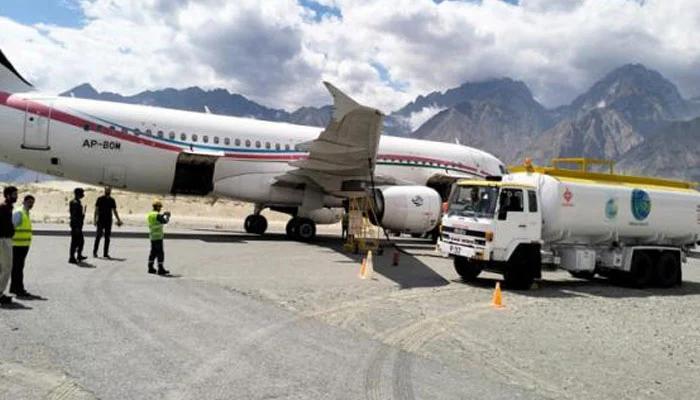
[102,165,127,188]
[171,152,217,195]
[22,102,51,150]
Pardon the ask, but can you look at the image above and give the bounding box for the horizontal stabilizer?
[0,50,33,93]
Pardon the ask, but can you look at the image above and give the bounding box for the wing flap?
[279,82,384,194]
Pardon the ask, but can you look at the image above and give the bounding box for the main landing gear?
[285,217,316,242]
[244,214,268,235]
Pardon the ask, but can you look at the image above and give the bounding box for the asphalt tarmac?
[1,225,699,399]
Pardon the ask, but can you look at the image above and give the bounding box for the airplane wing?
[276,82,384,196]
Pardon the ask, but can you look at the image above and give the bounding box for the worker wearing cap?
[146,199,171,275]
[69,187,87,264]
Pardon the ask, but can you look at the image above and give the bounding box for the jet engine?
[370,186,441,233]
[306,207,343,225]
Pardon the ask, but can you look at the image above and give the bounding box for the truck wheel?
[629,251,654,288]
[454,257,481,281]
[655,252,681,288]
[504,267,534,290]
[569,271,595,280]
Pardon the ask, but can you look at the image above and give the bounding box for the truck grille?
[442,226,486,238]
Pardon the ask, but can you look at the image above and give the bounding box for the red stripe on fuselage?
[0,91,485,174]
[1,91,182,152]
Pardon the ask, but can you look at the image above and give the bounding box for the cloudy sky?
[1,0,699,112]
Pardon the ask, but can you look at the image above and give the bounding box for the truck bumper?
[438,240,489,261]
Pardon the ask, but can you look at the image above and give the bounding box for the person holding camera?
[146,199,171,275]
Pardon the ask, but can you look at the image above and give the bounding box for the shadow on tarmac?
[456,275,700,298]
[0,301,32,310]
[14,293,48,301]
[75,261,97,269]
[36,229,450,289]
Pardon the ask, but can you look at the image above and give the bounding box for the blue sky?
[0,0,85,27]
[0,0,521,27]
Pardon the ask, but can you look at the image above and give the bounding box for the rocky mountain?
[413,99,547,163]
[519,108,644,164]
[412,64,698,178]
[558,64,691,135]
[616,117,700,183]
[390,78,553,137]
[61,84,331,126]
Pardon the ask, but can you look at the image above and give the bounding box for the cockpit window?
[499,165,507,175]
[448,185,499,218]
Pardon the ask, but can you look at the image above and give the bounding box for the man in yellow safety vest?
[11,195,35,297]
[147,199,171,275]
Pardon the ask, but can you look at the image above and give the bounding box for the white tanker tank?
[516,172,699,247]
[438,158,700,290]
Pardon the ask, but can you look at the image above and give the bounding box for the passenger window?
[245,139,251,147]
[234,138,240,146]
[169,131,175,140]
[275,143,280,150]
[203,135,209,143]
[180,133,186,141]
[528,190,538,212]
[146,129,152,136]
[157,130,164,138]
[135,129,141,136]
[224,138,230,146]
[192,134,198,142]
[265,142,271,149]
[285,144,290,151]
[213,136,219,144]
[255,141,261,148]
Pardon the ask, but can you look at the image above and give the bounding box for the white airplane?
[0,50,505,241]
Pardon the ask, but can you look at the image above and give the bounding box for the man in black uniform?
[93,186,122,258]
[0,186,18,305]
[69,187,87,264]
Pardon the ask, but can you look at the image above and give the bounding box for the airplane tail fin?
[0,50,34,93]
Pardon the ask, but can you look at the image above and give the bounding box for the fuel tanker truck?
[437,158,700,289]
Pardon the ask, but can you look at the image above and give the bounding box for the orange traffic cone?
[365,250,374,279]
[491,281,504,308]
[359,256,367,279]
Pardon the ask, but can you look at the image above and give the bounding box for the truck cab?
[438,178,543,289]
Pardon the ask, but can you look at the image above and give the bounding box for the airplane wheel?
[286,217,299,239]
[244,214,268,235]
[296,218,316,242]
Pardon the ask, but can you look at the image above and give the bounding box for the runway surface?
[1,225,699,399]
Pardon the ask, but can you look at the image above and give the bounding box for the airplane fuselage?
[0,91,503,209]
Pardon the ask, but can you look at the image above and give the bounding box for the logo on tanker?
[631,189,651,221]
[562,187,574,206]
[411,195,424,207]
[605,197,618,220]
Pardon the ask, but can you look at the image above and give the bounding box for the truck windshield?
[448,185,499,218]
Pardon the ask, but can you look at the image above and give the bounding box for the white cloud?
[1,0,699,112]
[406,105,446,131]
